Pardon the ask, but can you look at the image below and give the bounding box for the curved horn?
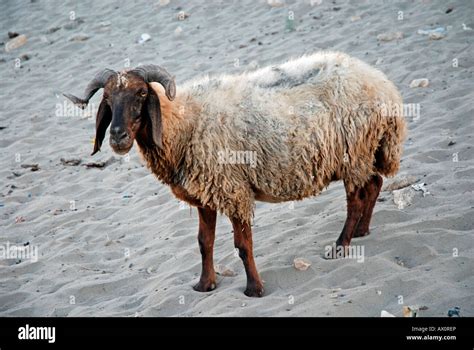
[63,69,116,109]
[129,65,176,101]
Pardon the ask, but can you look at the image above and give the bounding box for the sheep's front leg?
[230,218,264,297]
[193,207,217,292]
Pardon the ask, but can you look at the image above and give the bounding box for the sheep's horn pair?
[129,64,176,101]
[64,65,176,108]
[63,69,117,109]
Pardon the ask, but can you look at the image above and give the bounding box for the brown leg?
[230,217,264,297]
[353,175,383,238]
[193,207,217,292]
[335,181,366,249]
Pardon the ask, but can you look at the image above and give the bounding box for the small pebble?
[429,32,445,40]
[5,34,27,52]
[176,11,190,20]
[293,258,311,271]
[409,78,429,88]
[69,34,90,42]
[377,32,403,42]
[138,33,151,44]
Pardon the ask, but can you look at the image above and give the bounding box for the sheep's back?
[181,51,405,218]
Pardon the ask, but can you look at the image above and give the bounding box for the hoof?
[244,283,264,297]
[353,229,370,238]
[193,279,217,292]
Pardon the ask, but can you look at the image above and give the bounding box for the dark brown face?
[64,65,175,156]
[103,73,149,155]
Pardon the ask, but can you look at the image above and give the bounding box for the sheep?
[64,51,406,297]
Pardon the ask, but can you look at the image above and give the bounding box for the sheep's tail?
[375,113,407,177]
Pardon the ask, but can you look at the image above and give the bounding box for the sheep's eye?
[138,90,147,98]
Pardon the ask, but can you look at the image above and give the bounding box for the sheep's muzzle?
[109,126,133,155]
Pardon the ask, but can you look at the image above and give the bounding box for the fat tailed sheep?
[65,51,406,297]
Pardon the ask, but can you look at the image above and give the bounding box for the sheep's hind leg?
[353,175,383,238]
[326,181,365,259]
[193,207,217,292]
[230,218,264,297]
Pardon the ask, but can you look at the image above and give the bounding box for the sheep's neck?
[136,135,178,185]
[136,93,195,186]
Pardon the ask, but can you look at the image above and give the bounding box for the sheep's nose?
[110,127,127,140]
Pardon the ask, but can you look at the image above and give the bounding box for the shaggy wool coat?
[139,51,406,223]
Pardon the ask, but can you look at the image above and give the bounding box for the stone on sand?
[409,78,429,88]
[294,258,311,271]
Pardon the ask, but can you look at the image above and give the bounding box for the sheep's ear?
[91,98,112,156]
[144,86,163,149]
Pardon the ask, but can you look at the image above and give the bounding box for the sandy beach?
[0,0,473,317]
